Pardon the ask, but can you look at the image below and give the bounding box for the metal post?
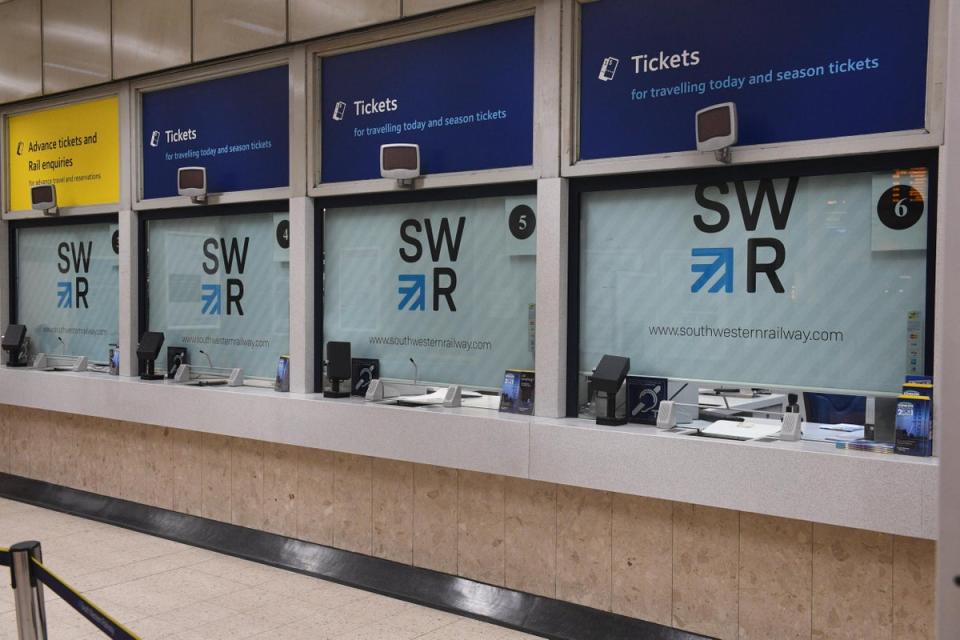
[10,541,47,640]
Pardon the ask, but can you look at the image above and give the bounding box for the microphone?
[409,358,418,385]
[57,336,66,354]
[199,349,213,368]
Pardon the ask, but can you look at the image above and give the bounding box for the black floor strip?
[0,472,711,640]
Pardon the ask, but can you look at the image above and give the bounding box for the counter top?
[0,368,938,539]
[529,416,936,539]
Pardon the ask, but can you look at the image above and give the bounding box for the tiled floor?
[0,498,541,640]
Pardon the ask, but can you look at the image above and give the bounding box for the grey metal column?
[10,541,47,640]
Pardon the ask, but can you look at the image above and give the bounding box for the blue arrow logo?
[691,247,734,293]
[398,274,426,311]
[201,284,222,315]
[56,281,73,308]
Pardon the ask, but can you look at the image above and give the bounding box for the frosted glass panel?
[16,221,119,362]
[580,167,930,394]
[146,211,289,378]
[324,195,537,388]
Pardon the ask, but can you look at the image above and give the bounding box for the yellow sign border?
[5,96,120,212]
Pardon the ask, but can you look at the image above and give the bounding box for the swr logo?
[398,217,464,311]
[691,178,798,294]
[201,237,248,315]
[56,241,92,309]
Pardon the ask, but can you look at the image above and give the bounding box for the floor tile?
[0,497,527,640]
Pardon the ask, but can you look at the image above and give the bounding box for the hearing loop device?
[167,347,188,378]
[351,358,379,396]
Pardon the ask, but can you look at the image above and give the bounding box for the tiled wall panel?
[112,0,191,78]
[673,504,739,640]
[556,485,612,611]
[0,0,42,103]
[0,406,938,639]
[193,0,286,62]
[612,494,673,626]
[458,470,505,585]
[288,0,400,41]
[412,464,458,574]
[42,0,112,94]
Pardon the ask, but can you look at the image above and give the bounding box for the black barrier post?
[10,541,48,640]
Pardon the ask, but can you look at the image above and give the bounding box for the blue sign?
[320,18,534,183]
[141,66,289,198]
[579,0,929,160]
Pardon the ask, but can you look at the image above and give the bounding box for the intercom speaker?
[380,144,420,186]
[178,167,207,203]
[31,184,58,215]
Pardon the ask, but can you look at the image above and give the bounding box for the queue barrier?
[5,541,141,640]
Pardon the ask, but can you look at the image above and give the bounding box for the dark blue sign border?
[320,18,535,183]
[579,0,930,161]
[141,66,289,199]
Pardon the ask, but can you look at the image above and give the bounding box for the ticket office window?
[11,216,120,364]
[571,153,935,428]
[141,203,290,379]
[320,186,537,392]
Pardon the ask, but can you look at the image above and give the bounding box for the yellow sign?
[7,97,119,211]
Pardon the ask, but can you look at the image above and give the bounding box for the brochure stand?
[173,364,244,387]
[32,354,88,372]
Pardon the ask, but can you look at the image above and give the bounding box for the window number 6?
[894,197,909,218]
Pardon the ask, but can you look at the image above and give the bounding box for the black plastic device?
[589,354,630,426]
[1,324,28,367]
[167,346,188,378]
[324,341,351,398]
[137,331,165,380]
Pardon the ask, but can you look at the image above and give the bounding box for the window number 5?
[508,204,536,240]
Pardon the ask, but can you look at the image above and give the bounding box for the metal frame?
[564,150,939,417]
[0,82,132,219]
[560,0,950,178]
[305,0,545,198]
[129,48,304,211]
[312,181,537,394]
[936,2,960,632]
